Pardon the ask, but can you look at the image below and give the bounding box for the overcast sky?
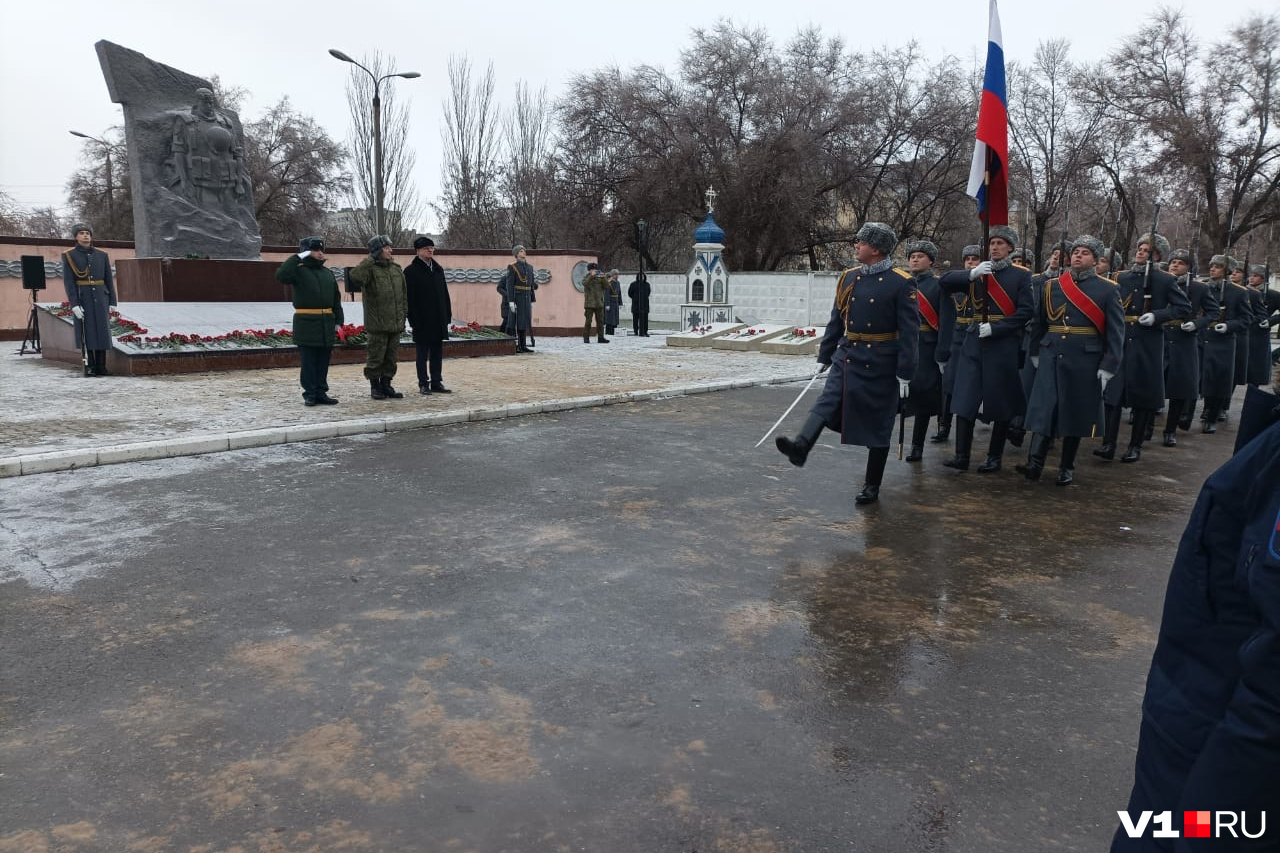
[1,0,1267,233]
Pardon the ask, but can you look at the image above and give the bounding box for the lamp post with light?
[68,130,115,235]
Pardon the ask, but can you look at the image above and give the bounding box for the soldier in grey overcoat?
[1161,249,1218,442]
[1199,255,1255,432]
[1246,265,1276,387]
[497,245,538,352]
[1016,235,1124,486]
[62,223,116,376]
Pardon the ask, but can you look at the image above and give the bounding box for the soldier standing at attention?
[580,262,610,344]
[62,223,116,376]
[350,235,409,400]
[276,236,342,406]
[1199,255,1254,432]
[937,225,1034,473]
[902,239,945,463]
[1162,248,1218,443]
[1094,232,1191,462]
[497,245,538,352]
[775,222,918,507]
[1015,235,1124,486]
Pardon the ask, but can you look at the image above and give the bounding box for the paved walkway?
[0,333,812,476]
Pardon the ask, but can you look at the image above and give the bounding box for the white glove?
[1138,312,1156,326]
[969,260,994,280]
[898,378,910,399]
[1180,321,1196,332]
[1271,311,1280,321]
[297,250,311,259]
[1098,369,1113,389]
[935,361,947,372]
[1030,355,1039,368]
[508,301,517,314]
[1214,322,1228,334]
[71,305,84,319]
[1262,318,1272,328]
[978,322,993,339]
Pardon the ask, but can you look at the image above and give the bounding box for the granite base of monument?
[115,258,288,302]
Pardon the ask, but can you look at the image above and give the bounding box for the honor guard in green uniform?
[276,236,343,406]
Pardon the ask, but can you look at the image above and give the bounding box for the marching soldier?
[937,225,1034,472]
[62,223,117,376]
[1199,255,1254,432]
[1016,235,1124,486]
[1161,249,1218,443]
[1246,264,1275,387]
[1011,248,1035,271]
[776,222,918,506]
[933,244,982,444]
[1230,259,1252,400]
[903,240,945,462]
[1094,232,1191,462]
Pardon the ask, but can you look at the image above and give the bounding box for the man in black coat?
[938,225,1034,473]
[1016,235,1124,486]
[1246,264,1276,387]
[1162,249,1218,442]
[903,239,945,462]
[1199,255,1255,433]
[405,236,454,395]
[628,272,652,336]
[775,222,918,506]
[1095,232,1191,462]
[934,244,982,444]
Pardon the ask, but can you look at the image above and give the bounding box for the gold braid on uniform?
[835,269,856,321]
[1043,280,1067,323]
[64,249,92,281]
[509,263,527,284]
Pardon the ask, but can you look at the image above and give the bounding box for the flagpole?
[981,149,992,325]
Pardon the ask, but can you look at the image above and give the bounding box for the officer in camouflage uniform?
[350,235,409,400]
[579,261,610,344]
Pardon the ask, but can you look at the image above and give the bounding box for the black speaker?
[20,255,47,290]
[343,267,361,293]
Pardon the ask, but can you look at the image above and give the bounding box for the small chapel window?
[691,279,704,301]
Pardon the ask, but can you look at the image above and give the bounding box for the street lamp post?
[635,219,647,278]
[328,49,420,239]
[69,130,114,235]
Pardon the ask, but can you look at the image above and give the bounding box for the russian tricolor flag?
[967,0,1009,226]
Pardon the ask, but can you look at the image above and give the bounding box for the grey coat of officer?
[1016,235,1124,486]
[1162,249,1218,439]
[1199,255,1255,431]
[1096,232,1191,462]
[902,239,945,461]
[62,223,116,376]
[775,221,918,507]
[938,225,1034,473]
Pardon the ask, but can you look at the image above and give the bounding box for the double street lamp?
[68,130,115,235]
[328,49,420,239]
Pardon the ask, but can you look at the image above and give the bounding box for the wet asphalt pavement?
[0,383,1229,852]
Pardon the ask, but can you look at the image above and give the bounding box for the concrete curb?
[0,373,813,478]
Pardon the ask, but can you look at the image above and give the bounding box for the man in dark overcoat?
[934,244,981,444]
[405,236,454,395]
[1111,378,1280,852]
[628,272,652,336]
[903,239,945,462]
[775,222,918,506]
[275,236,343,406]
[1246,264,1275,387]
[1199,255,1254,432]
[1015,235,1124,486]
[1162,249,1218,443]
[62,223,117,376]
[1094,232,1191,462]
[937,225,1034,473]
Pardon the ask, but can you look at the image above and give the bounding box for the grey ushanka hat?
[855,221,898,255]
[1070,234,1105,260]
[989,225,1018,248]
[904,239,939,261]
[1168,248,1191,263]
[1136,232,1171,260]
[961,244,982,259]
[71,223,92,237]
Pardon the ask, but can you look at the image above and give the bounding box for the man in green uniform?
[581,262,610,343]
[350,235,409,400]
[275,236,343,406]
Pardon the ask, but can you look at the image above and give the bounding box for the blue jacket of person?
[1113,385,1280,851]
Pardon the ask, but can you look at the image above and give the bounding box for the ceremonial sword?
[754,368,826,448]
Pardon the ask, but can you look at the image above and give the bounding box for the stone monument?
[679,186,733,331]
[96,40,262,258]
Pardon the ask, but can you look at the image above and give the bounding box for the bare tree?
[438,55,503,248]
[500,82,556,249]
[65,127,133,240]
[244,97,350,245]
[342,52,421,244]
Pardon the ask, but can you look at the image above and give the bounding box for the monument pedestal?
[679,303,734,332]
[115,258,289,302]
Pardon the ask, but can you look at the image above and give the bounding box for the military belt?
[1047,325,1098,336]
[1164,319,1185,327]
[845,331,899,342]
[918,324,935,332]
[294,308,333,315]
[1123,316,1144,325]
[955,317,975,325]
[515,285,532,292]
[75,279,106,286]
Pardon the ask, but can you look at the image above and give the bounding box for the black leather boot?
[1094,405,1120,459]
[905,416,928,461]
[976,422,1007,473]
[381,377,404,399]
[942,417,973,470]
[1164,400,1184,438]
[856,447,889,505]
[1056,437,1080,486]
[1123,410,1151,461]
[775,413,826,467]
[1015,433,1050,481]
[370,378,387,399]
[931,410,952,443]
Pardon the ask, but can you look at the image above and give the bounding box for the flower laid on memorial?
[779,327,818,342]
[448,321,507,339]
